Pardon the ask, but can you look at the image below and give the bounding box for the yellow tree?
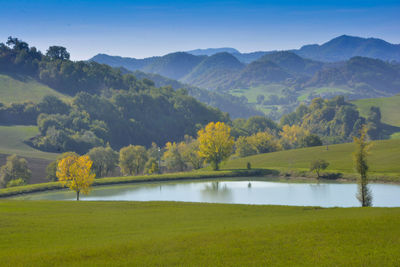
[279,125,309,149]
[197,122,234,170]
[56,155,96,201]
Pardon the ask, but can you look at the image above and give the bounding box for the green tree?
[235,136,258,157]
[144,157,159,174]
[88,146,119,177]
[119,145,148,175]
[353,126,373,207]
[310,159,329,178]
[0,154,31,187]
[46,46,70,60]
[198,122,234,170]
[163,142,187,172]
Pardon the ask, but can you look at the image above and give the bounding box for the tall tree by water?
[353,126,373,207]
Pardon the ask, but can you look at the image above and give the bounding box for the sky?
[1,0,399,60]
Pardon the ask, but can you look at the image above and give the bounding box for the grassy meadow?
[0,201,399,266]
[0,125,58,160]
[222,139,400,180]
[0,74,69,104]
[353,95,400,127]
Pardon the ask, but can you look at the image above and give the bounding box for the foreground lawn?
[222,139,400,180]
[0,201,399,266]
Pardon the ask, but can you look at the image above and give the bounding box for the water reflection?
[201,182,233,202]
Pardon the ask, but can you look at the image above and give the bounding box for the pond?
[15,178,400,207]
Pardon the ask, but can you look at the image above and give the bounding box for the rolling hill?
[141,52,206,80]
[222,139,400,179]
[0,74,69,104]
[353,95,400,127]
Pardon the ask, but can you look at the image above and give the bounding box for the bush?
[6,178,26,187]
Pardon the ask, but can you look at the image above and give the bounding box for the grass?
[0,125,58,160]
[0,169,267,198]
[221,139,400,181]
[0,201,399,266]
[353,95,400,127]
[0,73,69,104]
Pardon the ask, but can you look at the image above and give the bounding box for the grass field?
[222,139,400,180]
[0,125,58,160]
[353,95,400,127]
[0,201,399,266]
[0,73,69,104]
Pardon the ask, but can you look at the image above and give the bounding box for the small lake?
[16,178,400,207]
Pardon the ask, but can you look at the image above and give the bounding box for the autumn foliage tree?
[198,122,234,170]
[56,155,96,201]
[119,145,148,175]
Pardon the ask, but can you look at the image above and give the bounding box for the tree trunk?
[76,190,80,201]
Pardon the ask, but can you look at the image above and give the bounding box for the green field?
[0,125,58,160]
[0,201,399,266]
[0,73,69,104]
[222,139,400,179]
[353,95,400,127]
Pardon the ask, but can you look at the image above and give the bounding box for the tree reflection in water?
[201,181,233,202]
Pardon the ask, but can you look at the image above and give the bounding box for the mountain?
[306,57,400,97]
[295,35,400,62]
[186,47,240,56]
[258,51,324,77]
[230,58,292,88]
[181,52,245,90]
[89,54,157,71]
[141,52,206,80]
[231,51,272,63]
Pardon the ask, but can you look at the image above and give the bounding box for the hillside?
[0,74,69,104]
[353,95,400,127]
[132,70,262,118]
[89,53,157,71]
[306,57,400,98]
[181,52,245,90]
[295,35,400,62]
[223,139,400,179]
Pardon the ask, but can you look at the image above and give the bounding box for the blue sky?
[1,0,399,60]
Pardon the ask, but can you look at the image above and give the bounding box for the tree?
[310,159,329,178]
[56,155,95,200]
[197,122,234,170]
[46,152,79,181]
[144,158,159,174]
[353,126,373,207]
[119,145,148,175]
[300,134,323,147]
[256,94,265,105]
[180,137,204,170]
[279,125,309,149]
[88,146,119,177]
[0,154,31,187]
[247,131,281,154]
[235,136,258,157]
[46,46,70,60]
[163,142,186,172]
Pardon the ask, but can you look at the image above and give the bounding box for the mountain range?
[90,35,400,118]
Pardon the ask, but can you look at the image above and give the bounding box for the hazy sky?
[1,0,399,60]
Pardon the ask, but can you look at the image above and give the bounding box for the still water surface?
[17,178,400,207]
